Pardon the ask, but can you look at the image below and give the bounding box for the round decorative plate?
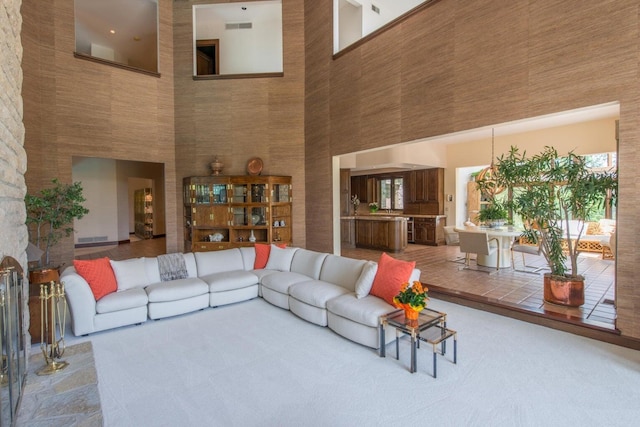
[247,157,263,176]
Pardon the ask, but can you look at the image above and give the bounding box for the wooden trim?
[193,72,284,81]
[73,52,161,78]
[333,0,444,60]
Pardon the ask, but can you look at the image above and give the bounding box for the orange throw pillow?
[254,243,287,269]
[370,252,416,305]
[73,257,117,301]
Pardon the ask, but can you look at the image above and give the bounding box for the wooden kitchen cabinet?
[413,216,446,246]
[350,175,369,204]
[403,168,444,215]
[355,217,407,252]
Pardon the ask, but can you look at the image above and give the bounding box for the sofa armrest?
[60,267,97,336]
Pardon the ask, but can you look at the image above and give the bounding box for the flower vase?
[249,229,256,242]
[404,309,419,321]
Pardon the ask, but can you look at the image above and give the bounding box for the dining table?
[454,225,524,268]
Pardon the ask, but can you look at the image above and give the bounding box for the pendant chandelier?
[475,128,504,196]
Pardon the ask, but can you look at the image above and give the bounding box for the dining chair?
[444,226,465,263]
[458,231,500,273]
[510,239,545,274]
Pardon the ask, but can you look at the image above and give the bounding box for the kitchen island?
[341,215,408,252]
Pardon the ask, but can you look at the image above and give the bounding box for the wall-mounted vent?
[78,236,109,243]
[371,4,380,14]
[225,22,253,30]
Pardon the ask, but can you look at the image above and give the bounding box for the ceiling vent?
[225,22,253,30]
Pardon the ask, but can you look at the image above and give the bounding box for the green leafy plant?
[477,202,508,223]
[25,179,90,267]
[479,146,617,278]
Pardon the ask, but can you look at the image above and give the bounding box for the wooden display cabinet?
[183,175,292,252]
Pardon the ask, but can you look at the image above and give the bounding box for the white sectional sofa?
[61,246,420,349]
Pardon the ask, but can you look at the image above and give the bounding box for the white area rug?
[68,298,640,427]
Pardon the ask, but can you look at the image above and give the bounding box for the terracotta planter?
[543,273,584,307]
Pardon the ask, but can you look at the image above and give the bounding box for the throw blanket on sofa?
[158,253,188,282]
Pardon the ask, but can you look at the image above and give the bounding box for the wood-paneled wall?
[304,0,640,340]
[21,0,177,265]
[173,0,306,248]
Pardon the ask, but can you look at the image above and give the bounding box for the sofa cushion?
[96,288,148,314]
[238,247,256,270]
[327,293,394,328]
[289,280,350,309]
[290,249,328,280]
[261,271,310,294]
[73,257,117,300]
[253,243,287,269]
[355,261,378,299]
[369,253,415,305]
[318,255,367,293]
[110,258,149,291]
[265,245,298,271]
[200,270,259,292]
[195,249,245,276]
[145,278,208,303]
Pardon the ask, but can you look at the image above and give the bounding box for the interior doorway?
[72,157,165,254]
[196,39,219,76]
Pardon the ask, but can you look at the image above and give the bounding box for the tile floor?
[342,243,617,330]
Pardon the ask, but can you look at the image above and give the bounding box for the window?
[193,1,283,77]
[379,177,403,210]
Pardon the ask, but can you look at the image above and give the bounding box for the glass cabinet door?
[232,207,268,226]
[186,183,212,204]
[250,183,268,203]
[231,184,248,203]
[272,183,290,202]
[212,183,227,204]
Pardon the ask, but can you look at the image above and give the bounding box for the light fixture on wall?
[475,128,504,196]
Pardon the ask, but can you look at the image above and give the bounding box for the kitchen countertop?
[341,215,408,221]
[341,214,446,219]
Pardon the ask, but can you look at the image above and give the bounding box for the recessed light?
[109,29,116,34]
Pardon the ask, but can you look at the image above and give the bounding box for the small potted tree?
[480,146,617,306]
[25,179,90,270]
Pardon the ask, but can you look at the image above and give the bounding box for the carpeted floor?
[60,297,640,426]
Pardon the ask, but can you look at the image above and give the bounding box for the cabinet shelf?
[134,188,153,240]
[183,175,292,252]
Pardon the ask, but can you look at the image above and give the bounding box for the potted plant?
[479,146,617,306]
[477,202,508,227]
[25,179,90,269]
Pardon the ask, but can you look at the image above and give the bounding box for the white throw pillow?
[110,258,148,291]
[265,245,297,272]
[355,261,378,299]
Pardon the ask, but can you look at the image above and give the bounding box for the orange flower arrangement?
[393,281,429,319]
